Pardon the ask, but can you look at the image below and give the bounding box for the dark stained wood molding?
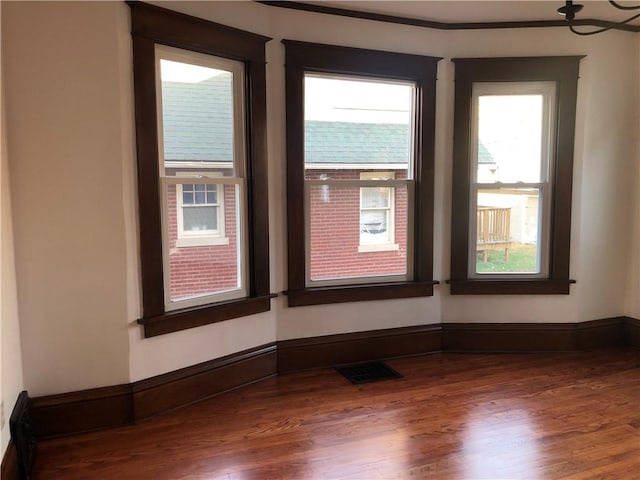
[31,384,133,439]
[447,279,576,295]
[285,282,438,307]
[1,440,19,480]
[284,40,439,307]
[138,295,275,338]
[129,1,273,336]
[441,318,626,352]
[277,325,442,372]
[624,316,640,348]
[128,2,271,59]
[258,1,640,33]
[30,344,276,439]
[26,318,636,440]
[132,343,277,420]
[449,56,583,295]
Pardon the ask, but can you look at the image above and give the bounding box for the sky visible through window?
[478,94,544,183]
[305,75,413,124]
[160,59,226,83]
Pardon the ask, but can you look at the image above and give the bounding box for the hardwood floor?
[33,350,639,479]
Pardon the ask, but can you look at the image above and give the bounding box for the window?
[284,40,440,306]
[450,57,582,294]
[359,172,399,252]
[130,2,271,336]
[176,182,227,247]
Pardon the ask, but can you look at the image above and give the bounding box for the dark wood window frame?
[129,2,272,337]
[450,56,583,295]
[284,40,440,307]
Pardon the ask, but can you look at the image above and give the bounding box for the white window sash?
[155,45,248,311]
[468,81,555,279]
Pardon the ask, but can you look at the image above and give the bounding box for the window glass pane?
[361,186,391,209]
[304,75,413,178]
[475,188,542,274]
[184,206,217,231]
[165,183,242,303]
[361,209,390,244]
[476,94,544,183]
[160,59,235,174]
[308,183,409,282]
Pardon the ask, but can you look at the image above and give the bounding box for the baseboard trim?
[28,317,635,440]
[1,440,19,480]
[31,384,133,439]
[277,325,441,373]
[441,318,626,352]
[31,343,277,439]
[132,343,277,420]
[624,316,640,348]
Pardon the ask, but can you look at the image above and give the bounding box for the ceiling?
[304,1,640,27]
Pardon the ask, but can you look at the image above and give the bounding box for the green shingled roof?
[161,74,234,162]
[161,78,494,166]
[304,121,410,165]
[478,142,495,164]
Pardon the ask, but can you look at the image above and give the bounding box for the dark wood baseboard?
[28,317,636,440]
[624,316,640,348]
[277,325,442,373]
[31,343,277,439]
[31,384,133,439]
[132,343,277,420]
[441,318,625,352]
[1,440,19,480]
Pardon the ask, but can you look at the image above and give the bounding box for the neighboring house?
[162,74,239,300]
[163,74,413,292]
[304,120,410,281]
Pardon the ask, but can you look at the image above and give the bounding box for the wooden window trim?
[129,2,272,336]
[449,56,583,295]
[283,40,440,306]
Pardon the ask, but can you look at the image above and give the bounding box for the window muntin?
[156,46,247,311]
[469,82,555,279]
[182,184,218,232]
[303,74,415,286]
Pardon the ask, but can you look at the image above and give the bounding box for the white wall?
[626,35,640,320]
[2,1,638,397]
[3,2,132,395]
[1,1,25,457]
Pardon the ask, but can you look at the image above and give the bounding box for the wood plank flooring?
[33,350,640,479]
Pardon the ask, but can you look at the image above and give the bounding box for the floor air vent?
[336,361,403,385]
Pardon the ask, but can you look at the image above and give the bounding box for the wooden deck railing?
[477,206,511,262]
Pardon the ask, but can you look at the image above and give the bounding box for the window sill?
[448,278,576,295]
[285,281,438,307]
[357,243,400,253]
[138,294,275,338]
[175,236,229,248]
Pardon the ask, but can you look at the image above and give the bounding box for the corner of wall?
[1,0,26,457]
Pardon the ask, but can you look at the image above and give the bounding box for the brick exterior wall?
[167,183,239,301]
[307,169,408,281]
[166,168,409,298]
